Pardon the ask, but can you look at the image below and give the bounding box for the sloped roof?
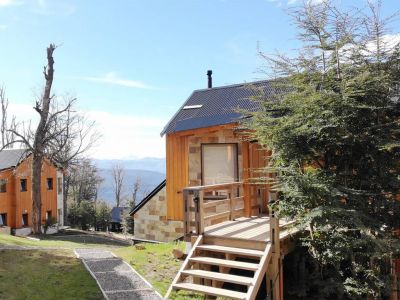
[161,79,281,136]
[130,179,166,216]
[0,149,29,170]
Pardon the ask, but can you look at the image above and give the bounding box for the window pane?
[202,144,237,185]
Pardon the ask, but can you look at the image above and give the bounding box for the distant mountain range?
[94,158,166,207]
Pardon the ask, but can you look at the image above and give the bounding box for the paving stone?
[95,271,149,291]
[86,259,132,273]
[76,248,161,300]
[105,290,161,300]
[77,251,116,259]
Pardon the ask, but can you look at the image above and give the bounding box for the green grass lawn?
[114,242,206,299]
[0,232,126,249]
[0,249,103,300]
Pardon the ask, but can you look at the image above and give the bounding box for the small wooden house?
[0,149,64,235]
[131,78,278,242]
[132,74,400,299]
[131,74,295,299]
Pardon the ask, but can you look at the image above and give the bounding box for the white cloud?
[87,110,166,159]
[0,0,21,7]
[7,103,166,159]
[80,72,153,89]
[32,0,76,16]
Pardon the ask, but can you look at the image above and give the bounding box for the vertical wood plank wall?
[166,125,271,221]
[166,134,188,220]
[0,155,59,229]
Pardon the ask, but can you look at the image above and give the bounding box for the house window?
[20,179,27,192]
[201,144,238,185]
[0,179,6,193]
[46,210,52,220]
[22,213,28,227]
[47,178,53,190]
[0,213,7,226]
[57,177,62,194]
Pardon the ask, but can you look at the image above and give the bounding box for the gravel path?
[75,248,162,300]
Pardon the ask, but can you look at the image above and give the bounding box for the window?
[0,213,7,226]
[201,144,238,185]
[0,179,6,193]
[57,177,62,194]
[47,178,53,190]
[20,179,27,192]
[46,210,52,220]
[22,214,28,227]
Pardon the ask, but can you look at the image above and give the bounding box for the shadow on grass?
[34,229,129,248]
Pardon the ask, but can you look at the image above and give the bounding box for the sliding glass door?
[201,144,238,185]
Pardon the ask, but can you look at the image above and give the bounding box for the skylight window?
[183,104,203,110]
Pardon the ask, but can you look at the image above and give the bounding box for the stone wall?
[133,186,183,242]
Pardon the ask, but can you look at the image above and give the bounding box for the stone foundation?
[133,186,183,242]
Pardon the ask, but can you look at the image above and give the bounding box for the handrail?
[183,181,245,239]
[184,181,242,192]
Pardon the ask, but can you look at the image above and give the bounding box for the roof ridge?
[191,78,275,93]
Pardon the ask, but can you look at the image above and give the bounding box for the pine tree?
[248,1,400,297]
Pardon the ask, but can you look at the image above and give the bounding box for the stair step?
[190,256,259,271]
[196,244,264,258]
[173,283,247,300]
[182,269,253,285]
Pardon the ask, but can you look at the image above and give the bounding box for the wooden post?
[391,259,399,300]
[242,141,251,217]
[269,191,281,300]
[183,189,189,241]
[198,190,205,234]
[230,185,235,220]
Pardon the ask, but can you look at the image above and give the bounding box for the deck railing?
[183,182,245,239]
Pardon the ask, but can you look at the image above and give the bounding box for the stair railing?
[183,182,244,240]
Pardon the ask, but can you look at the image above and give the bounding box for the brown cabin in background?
[0,149,64,235]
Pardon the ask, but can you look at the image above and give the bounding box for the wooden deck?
[204,216,292,242]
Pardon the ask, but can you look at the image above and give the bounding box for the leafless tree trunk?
[112,163,124,207]
[30,44,56,234]
[132,177,141,207]
[0,87,16,148]
[3,44,98,234]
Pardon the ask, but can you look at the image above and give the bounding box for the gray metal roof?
[0,149,28,170]
[161,79,281,136]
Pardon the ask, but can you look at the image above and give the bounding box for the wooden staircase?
[165,235,273,300]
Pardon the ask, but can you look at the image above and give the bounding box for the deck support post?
[268,191,282,300]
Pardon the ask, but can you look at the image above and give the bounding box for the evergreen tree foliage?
[247,0,400,297]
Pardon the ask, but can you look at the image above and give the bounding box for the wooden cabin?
[131,79,278,242]
[132,73,400,299]
[131,75,297,299]
[0,149,64,235]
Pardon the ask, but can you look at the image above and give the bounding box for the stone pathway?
[75,248,162,300]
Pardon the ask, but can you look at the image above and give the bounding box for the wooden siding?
[248,143,270,214]
[0,169,16,228]
[166,133,189,220]
[0,156,59,229]
[166,124,270,221]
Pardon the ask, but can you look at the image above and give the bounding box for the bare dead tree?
[4,44,98,234]
[0,87,16,148]
[132,177,141,207]
[111,163,125,208]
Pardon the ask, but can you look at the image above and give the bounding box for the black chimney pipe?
[207,70,212,88]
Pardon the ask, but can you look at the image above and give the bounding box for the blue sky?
[0,0,399,159]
